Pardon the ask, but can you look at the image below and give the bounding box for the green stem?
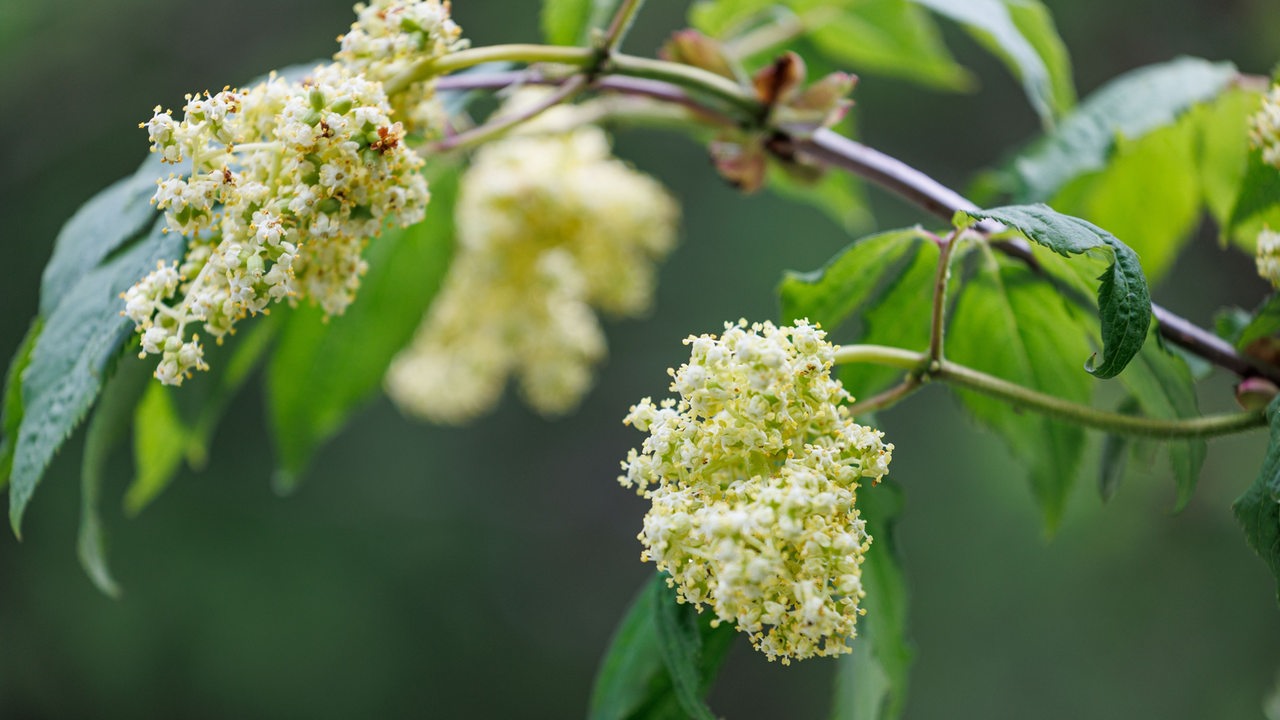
[607,54,755,111]
[927,231,957,364]
[427,75,589,154]
[386,44,759,114]
[387,45,592,95]
[600,0,647,53]
[833,344,1267,439]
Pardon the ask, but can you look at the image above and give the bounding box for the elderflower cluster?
[1251,83,1280,168]
[1258,228,1280,287]
[385,100,679,423]
[126,62,431,385]
[336,0,467,134]
[619,320,893,664]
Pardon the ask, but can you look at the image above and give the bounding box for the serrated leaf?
[831,480,911,720]
[947,248,1093,531]
[39,156,166,316]
[691,0,971,90]
[1233,395,1280,601]
[0,319,44,492]
[542,0,623,45]
[589,574,736,720]
[1048,116,1200,283]
[267,166,459,492]
[959,204,1151,379]
[779,227,928,327]
[841,240,943,398]
[78,348,152,597]
[1000,57,1238,202]
[127,316,278,515]
[1116,332,1206,510]
[911,0,1070,123]
[9,219,184,537]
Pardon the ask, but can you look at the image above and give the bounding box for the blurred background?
[3,0,1280,717]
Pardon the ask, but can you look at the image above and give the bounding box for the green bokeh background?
[3,1,1280,717]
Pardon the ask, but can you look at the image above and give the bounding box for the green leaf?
[1048,115,1200,284]
[1227,148,1280,247]
[10,219,184,537]
[1115,331,1206,510]
[690,0,972,90]
[778,227,939,399]
[126,316,278,515]
[39,156,166,316]
[947,248,1093,531]
[803,0,971,90]
[1233,395,1280,601]
[542,0,621,45]
[1193,87,1260,234]
[267,166,459,492]
[958,204,1151,379]
[1000,57,1238,203]
[78,347,152,597]
[652,579,721,720]
[1002,0,1075,115]
[779,227,929,327]
[589,574,736,720]
[831,480,912,720]
[1237,294,1280,353]
[910,0,1071,123]
[0,319,44,492]
[841,240,943,398]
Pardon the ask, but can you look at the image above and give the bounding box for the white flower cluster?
[619,320,893,664]
[336,0,467,134]
[126,62,431,385]
[1258,228,1280,288]
[385,103,679,423]
[1251,83,1280,168]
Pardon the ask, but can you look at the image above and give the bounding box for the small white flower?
[620,320,894,664]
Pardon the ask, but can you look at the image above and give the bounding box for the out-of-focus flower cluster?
[337,0,467,134]
[1250,83,1280,168]
[619,320,893,664]
[385,97,679,423]
[125,0,465,385]
[1257,228,1280,288]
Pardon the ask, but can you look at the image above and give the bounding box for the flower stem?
[426,75,589,154]
[600,0,647,53]
[833,344,1267,438]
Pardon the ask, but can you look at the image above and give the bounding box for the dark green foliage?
[78,347,153,596]
[9,219,183,536]
[947,248,1093,530]
[958,204,1151,379]
[590,574,736,720]
[829,480,911,720]
[1234,396,1280,601]
[267,167,459,491]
